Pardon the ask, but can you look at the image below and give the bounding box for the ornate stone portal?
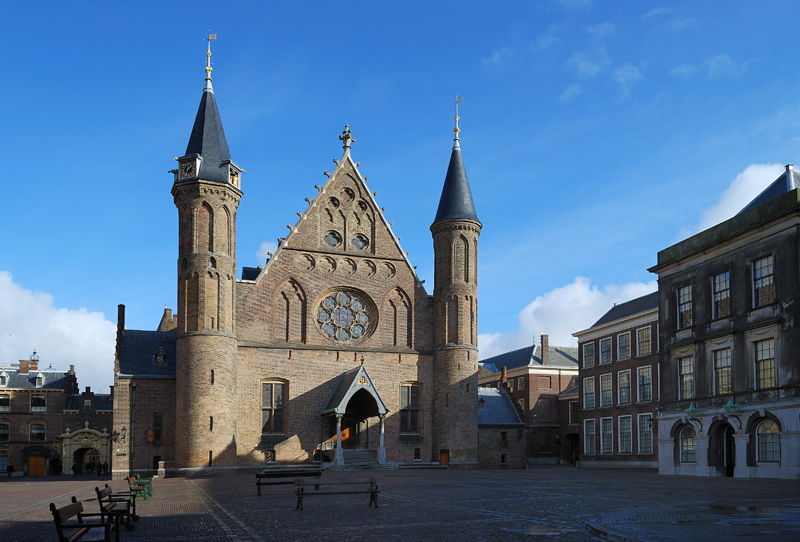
[59,421,111,472]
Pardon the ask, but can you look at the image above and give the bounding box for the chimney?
[541,333,550,366]
[500,366,507,384]
[19,360,29,374]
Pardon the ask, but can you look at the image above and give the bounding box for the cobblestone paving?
[2,467,799,542]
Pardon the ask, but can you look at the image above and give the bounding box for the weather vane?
[204,31,217,81]
[453,95,463,143]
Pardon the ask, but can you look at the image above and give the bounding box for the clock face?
[180,161,196,178]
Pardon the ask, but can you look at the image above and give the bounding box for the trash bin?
[439,448,450,466]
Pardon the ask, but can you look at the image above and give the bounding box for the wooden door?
[28,457,46,476]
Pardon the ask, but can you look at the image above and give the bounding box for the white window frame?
[618,369,631,405]
[583,343,595,368]
[618,415,632,454]
[636,326,651,356]
[600,417,613,454]
[599,337,613,365]
[617,332,631,361]
[583,419,596,454]
[599,373,613,407]
[637,413,654,454]
[583,377,595,409]
[637,366,652,403]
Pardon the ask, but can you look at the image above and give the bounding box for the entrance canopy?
[322,364,388,417]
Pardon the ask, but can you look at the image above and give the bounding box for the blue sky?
[2,0,800,392]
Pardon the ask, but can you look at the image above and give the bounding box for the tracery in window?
[316,290,375,343]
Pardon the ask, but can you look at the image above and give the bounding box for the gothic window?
[324,231,342,247]
[262,382,285,434]
[400,384,420,434]
[316,290,373,343]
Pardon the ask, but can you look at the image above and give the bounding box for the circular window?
[351,234,369,250]
[316,290,375,343]
[324,231,342,247]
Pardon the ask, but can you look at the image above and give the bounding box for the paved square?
[2,467,799,541]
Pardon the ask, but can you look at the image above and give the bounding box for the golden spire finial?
[453,95,463,148]
[204,31,217,85]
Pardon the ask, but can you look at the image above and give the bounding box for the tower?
[171,35,244,468]
[431,102,481,463]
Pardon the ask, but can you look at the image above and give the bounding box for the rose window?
[316,291,373,342]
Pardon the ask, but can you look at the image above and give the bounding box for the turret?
[171,34,242,468]
[430,101,481,464]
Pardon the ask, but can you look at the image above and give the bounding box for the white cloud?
[587,22,615,38]
[704,54,747,79]
[694,163,785,233]
[613,63,643,96]
[557,83,581,103]
[642,7,672,19]
[257,240,278,263]
[0,271,116,394]
[669,64,697,77]
[569,51,608,78]
[478,277,657,361]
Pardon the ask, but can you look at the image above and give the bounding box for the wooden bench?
[126,476,149,500]
[95,486,137,531]
[256,468,322,496]
[294,476,379,511]
[50,499,118,542]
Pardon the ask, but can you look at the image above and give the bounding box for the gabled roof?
[738,166,800,215]
[322,364,388,416]
[0,367,68,390]
[479,344,578,371]
[433,145,480,225]
[477,388,524,426]
[592,291,658,327]
[117,329,177,378]
[182,83,231,184]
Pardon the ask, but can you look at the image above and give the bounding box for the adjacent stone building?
[573,293,659,468]
[0,353,112,476]
[478,335,579,464]
[649,165,800,478]
[111,49,512,477]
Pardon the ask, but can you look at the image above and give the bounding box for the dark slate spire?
[433,103,480,225]
[183,34,231,184]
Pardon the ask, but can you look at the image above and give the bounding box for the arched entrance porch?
[321,364,389,467]
[59,423,111,476]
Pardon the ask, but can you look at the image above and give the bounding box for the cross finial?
[204,31,217,86]
[339,124,355,150]
[453,95,463,148]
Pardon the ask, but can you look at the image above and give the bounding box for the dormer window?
[154,348,167,365]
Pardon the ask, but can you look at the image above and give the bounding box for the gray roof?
[433,145,480,225]
[592,292,658,327]
[182,85,231,184]
[117,330,177,378]
[241,267,261,280]
[0,367,68,390]
[477,388,524,426]
[738,167,800,215]
[66,394,113,411]
[480,344,578,371]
